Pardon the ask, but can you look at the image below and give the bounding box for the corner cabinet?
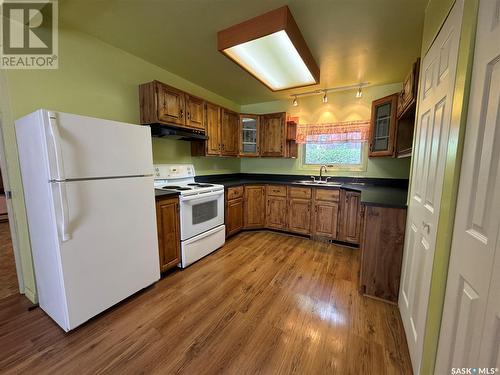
[260,112,286,157]
[368,94,399,157]
[155,196,181,272]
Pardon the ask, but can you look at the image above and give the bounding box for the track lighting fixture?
[322,91,328,103]
[292,96,298,107]
[356,87,363,98]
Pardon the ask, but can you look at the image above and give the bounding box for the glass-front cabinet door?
[239,114,260,157]
[369,93,399,157]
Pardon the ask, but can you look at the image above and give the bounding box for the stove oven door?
[179,190,225,240]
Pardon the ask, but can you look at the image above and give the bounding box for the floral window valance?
[296,120,371,144]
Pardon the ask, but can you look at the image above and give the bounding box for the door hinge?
[5,190,12,199]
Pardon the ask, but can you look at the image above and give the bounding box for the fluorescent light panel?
[223,30,316,91]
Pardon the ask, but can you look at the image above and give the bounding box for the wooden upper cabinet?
[221,109,239,156]
[260,112,286,157]
[397,58,420,118]
[185,95,205,130]
[206,102,221,155]
[369,94,399,157]
[157,83,186,126]
[244,185,265,229]
[156,197,181,272]
[339,190,362,244]
[239,114,260,157]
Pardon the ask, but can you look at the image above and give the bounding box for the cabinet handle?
[180,109,184,119]
[187,112,191,120]
[222,144,225,150]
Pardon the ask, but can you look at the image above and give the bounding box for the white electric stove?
[154,164,225,268]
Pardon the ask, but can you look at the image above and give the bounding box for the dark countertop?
[155,189,180,199]
[196,174,408,208]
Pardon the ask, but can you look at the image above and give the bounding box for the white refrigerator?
[16,109,160,331]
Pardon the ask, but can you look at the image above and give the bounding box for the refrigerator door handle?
[48,113,66,181]
[56,182,72,242]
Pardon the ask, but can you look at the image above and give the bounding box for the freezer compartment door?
[54,176,160,330]
[42,110,153,180]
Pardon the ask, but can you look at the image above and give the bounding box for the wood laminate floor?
[0,221,19,301]
[0,230,412,375]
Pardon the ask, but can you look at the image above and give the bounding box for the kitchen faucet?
[319,165,328,182]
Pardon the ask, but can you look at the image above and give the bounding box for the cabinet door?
[288,198,311,235]
[185,95,205,130]
[206,102,221,155]
[339,190,362,244]
[266,196,287,230]
[313,201,339,239]
[260,112,286,157]
[225,197,243,237]
[157,83,185,126]
[156,198,180,272]
[240,114,260,157]
[369,94,398,157]
[244,185,265,229]
[221,109,239,156]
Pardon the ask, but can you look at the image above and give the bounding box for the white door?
[399,0,464,372]
[56,176,160,330]
[40,110,153,180]
[435,0,500,372]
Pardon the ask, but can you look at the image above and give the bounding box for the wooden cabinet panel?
[339,190,362,244]
[156,197,180,272]
[266,196,287,230]
[221,109,239,156]
[360,205,407,303]
[244,185,265,229]
[185,95,205,130]
[227,186,243,200]
[260,112,286,157]
[314,188,340,202]
[157,83,186,126]
[288,186,312,199]
[369,94,399,157]
[226,197,243,237]
[312,201,339,239]
[288,198,311,235]
[206,102,221,155]
[266,184,286,197]
[397,58,420,118]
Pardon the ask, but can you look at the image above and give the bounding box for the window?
[296,120,370,170]
[304,141,365,167]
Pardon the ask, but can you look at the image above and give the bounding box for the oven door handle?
[180,190,224,203]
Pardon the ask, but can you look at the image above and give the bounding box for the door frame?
[0,72,25,294]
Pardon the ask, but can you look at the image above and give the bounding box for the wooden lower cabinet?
[312,201,339,239]
[266,195,287,230]
[288,198,311,235]
[155,197,181,272]
[225,197,243,237]
[339,190,362,244]
[244,185,265,229]
[360,205,407,303]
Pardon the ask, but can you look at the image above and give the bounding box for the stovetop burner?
[176,187,192,191]
[161,185,181,189]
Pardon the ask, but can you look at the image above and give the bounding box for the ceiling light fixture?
[290,82,370,102]
[217,6,320,91]
[292,96,298,107]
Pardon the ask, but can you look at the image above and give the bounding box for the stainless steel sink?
[295,180,342,187]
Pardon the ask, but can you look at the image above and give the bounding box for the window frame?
[300,141,368,172]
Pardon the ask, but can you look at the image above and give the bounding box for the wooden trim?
[217,6,319,91]
[369,93,399,157]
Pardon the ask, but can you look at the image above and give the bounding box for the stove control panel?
[153,164,195,179]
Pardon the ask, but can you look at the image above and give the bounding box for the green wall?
[1,26,241,302]
[240,83,411,178]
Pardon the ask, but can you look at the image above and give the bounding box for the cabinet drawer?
[288,186,312,199]
[227,186,243,200]
[315,188,340,202]
[266,185,286,197]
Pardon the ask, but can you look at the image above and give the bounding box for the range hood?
[150,124,208,141]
